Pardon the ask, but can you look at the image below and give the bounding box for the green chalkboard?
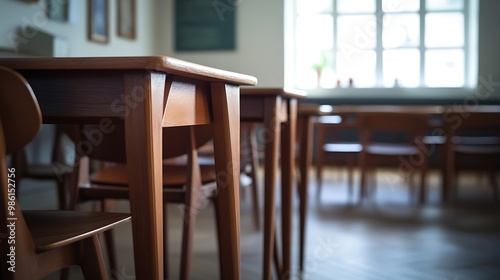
[175,0,236,51]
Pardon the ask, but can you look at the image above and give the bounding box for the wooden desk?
[0,57,257,280]
[240,88,305,280]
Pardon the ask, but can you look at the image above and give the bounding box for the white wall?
[154,0,285,87]
[0,0,284,85]
[0,0,156,56]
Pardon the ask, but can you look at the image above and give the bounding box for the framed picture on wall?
[47,0,69,22]
[88,0,109,43]
[118,0,136,39]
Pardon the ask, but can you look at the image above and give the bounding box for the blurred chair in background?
[358,112,429,204]
[444,110,500,202]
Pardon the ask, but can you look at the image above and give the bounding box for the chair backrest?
[0,66,42,275]
[444,111,500,145]
[357,112,429,145]
[0,67,42,154]
[447,111,500,132]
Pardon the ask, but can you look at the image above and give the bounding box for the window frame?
[286,0,478,99]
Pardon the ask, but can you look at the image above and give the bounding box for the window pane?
[297,0,332,15]
[338,15,377,50]
[426,13,464,47]
[295,15,334,89]
[426,0,463,11]
[425,49,464,87]
[296,15,333,50]
[383,49,420,87]
[337,0,375,13]
[382,0,419,12]
[383,14,419,48]
[337,50,376,87]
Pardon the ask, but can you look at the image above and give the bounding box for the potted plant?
[311,52,329,87]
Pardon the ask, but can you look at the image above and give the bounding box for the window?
[291,0,477,90]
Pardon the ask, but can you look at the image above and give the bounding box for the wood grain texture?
[163,76,212,127]
[0,57,257,86]
[262,96,281,280]
[123,70,165,280]
[210,82,241,280]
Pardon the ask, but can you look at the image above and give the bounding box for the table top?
[298,103,334,116]
[328,105,445,114]
[0,56,257,86]
[241,87,307,99]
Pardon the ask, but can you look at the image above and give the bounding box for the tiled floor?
[18,167,500,280]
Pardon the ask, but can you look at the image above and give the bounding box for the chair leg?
[57,180,67,210]
[347,154,354,197]
[248,124,261,230]
[59,267,71,280]
[102,200,118,274]
[359,153,368,203]
[180,127,203,280]
[315,127,326,194]
[419,155,428,205]
[103,230,117,275]
[79,235,108,280]
[273,230,282,277]
[211,195,223,277]
[488,165,499,202]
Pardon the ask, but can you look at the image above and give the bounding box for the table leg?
[123,72,165,279]
[280,99,297,279]
[263,97,281,280]
[210,82,241,280]
[298,115,313,272]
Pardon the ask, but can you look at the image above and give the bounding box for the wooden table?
[0,57,257,280]
[240,88,306,280]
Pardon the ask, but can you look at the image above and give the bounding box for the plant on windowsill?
[311,52,329,88]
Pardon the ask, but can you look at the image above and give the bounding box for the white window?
[290,0,477,90]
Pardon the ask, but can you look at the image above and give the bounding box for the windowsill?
[300,87,500,105]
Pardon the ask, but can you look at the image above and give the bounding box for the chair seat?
[323,143,362,153]
[365,144,419,156]
[90,163,216,187]
[423,135,446,145]
[23,210,130,252]
[454,144,500,154]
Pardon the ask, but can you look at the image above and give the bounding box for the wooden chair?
[315,113,362,196]
[0,66,130,280]
[10,124,75,210]
[70,124,217,280]
[444,111,500,201]
[358,112,429,204]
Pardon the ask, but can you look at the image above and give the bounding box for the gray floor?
[18,167,500,280]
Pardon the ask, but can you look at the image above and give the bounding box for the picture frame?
[118,0,136,39]
[88,0,109,44]
[47,0,69,22]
